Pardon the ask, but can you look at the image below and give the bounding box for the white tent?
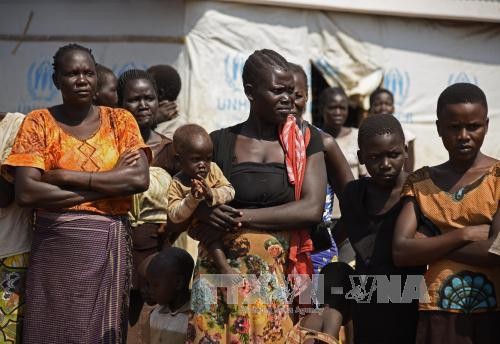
[180,0,500,167]
[1,0,499,167]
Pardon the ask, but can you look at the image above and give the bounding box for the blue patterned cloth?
[311,184,338,274]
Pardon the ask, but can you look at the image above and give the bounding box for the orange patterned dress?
[2,106,150,215]
[402,162,500,314]
[0,106,150,343]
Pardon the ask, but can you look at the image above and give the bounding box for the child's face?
[179,137,213,179]
[358,133,407,187]
[370,92,394,115]
[96,73,118,107]
[322,94,349,129]
[146,268,178,306]
[437,103,488,163]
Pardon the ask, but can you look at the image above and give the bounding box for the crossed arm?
[14,149,149,209]
[392,198,498,267]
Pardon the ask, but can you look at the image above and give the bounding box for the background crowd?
[0,43,499,344]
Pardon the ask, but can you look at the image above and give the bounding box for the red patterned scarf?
[279,115,313,276]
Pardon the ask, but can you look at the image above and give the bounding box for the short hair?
[437,83,488,118]
[117,69,158,106]
[318,87,347,112]
[147,247,194,287]
[369,88,393,108]
[52,43,96,75]
[96,64,116,90]
[173,124,212,156]
[242,49,289,87]
[288,62,308,89]
[147,65,182,102]
[358,113,405,148]
[321,262,354,320]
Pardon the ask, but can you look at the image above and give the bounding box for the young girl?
[338,114,424,343]
[393,83,500,343]
[369,87,416,172]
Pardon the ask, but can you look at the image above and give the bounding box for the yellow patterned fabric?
[189,231,293,344]
[129,167,171,227]
[402,162,500,313]
[2,107,151,215]
[0,252,29,344]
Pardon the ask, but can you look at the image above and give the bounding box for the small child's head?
[358,114,407,187]
[369,88,394,116]
[320,262,354,324]
[93,64,118,107]
[147,65,182,102]
[138,252,159,306]
[173,124,213,179]
[146,247,194,306]
[288,63,308,117]
[436,83,488,163]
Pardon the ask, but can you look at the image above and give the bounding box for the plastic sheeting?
[182,1,500,167]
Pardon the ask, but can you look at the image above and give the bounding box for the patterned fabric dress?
[403,163,500,343]
[190,230,293,344]
[1,106,150,343]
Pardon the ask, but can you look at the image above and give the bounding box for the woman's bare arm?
[446,210,500,266]
[322,132,354,200]
[237,152,326,231]
[15,167,106,209]
[392,198,488,266]
[41,150,150,196]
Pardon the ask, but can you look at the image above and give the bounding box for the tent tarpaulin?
[182,1,500,167]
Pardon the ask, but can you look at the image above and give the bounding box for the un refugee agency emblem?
[383,68,410,108]
[448,72,478,86]
[224,53,245,92]
[27,60,58,101]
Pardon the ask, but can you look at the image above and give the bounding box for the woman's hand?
[114,150,140,169]
[195,203,242,232]
[461,224,490,242]
[157,100,179,123]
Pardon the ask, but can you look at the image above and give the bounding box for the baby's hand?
[190,179,204,199]
[196,175,213,203]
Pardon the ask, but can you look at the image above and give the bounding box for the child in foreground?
[287,262,354,344]
[167,124,237,278]
[337,114,424,343]
[393,83,500,343]
[146,247,195,344]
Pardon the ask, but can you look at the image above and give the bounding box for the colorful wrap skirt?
[189,230,294,344]
[0,252,29,343]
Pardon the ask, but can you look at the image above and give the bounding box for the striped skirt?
[23,211,132,344]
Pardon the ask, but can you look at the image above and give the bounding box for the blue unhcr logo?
[112,62,149,78]
[223,53,245,92]
[383,68,410,107]
[27,60,58,101]
[448,72,478,85]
